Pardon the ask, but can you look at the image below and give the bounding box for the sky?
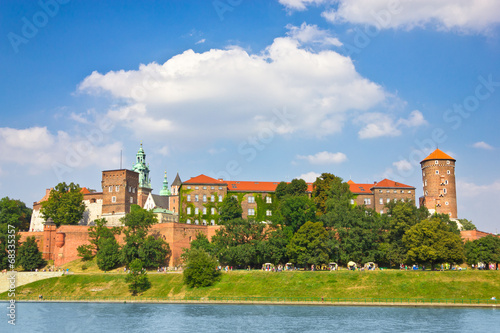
[0,0,499,233]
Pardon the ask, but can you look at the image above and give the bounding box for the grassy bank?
[2,269,499,301]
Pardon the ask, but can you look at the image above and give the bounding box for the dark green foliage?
[403,217,465,268]
[77,244,94,261]
[464,235,500,266]
[125,259,151,295]
[139,235,171,269]
[458,218,477,231]
[41,182,85,227]
[274,182,288,200]
[312,173,336,216]
[189,232,216,256]
[96,237,121,271]
[120,206,158,265]
[286,179,308,197]
[183,248,221,288]
[17,236,46,271]
[257,228,291,265]
[212,218,265,267]
[218,196,242,222]
[287,221,330,267]
[89,218,121,254]
[279,195,316,233]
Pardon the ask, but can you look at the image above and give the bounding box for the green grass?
[2,270,499,301]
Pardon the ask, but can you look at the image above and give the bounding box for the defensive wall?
[19,223,221,268]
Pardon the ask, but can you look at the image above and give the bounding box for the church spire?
[159,171,171,196]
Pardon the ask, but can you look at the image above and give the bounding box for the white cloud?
[472,141,494,150]
[297,151,347,164]
[321,0,500,33]
[298,171,321,182]
[208,148,226,155]
[195,39,206,44]
[278,0,328,11]
[286,22,342,46]
[78,33,388,144]
[457,179,500,198]
[0,126,122,176]
[357,110,426,139]
[393,159,412,173]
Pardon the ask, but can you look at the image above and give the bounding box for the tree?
[312,173,337,216]
[0,197,31,270]
[182,232,215,261]
[257,228,291,265]
[287,221,330,267]
[96,237,121,271]
[40,182,85,227]
[120,205,158,265]
[88,218,121,254]
[275,182,288,200]
[125,259,151,295]
[458,218,477,231]
[464,235,500,266]
[139,235,171,269]
[218,196,242,222]
[286,179,308,197]
[17,236,46,271]
[77,244,94,261]
[403,217,465,269]
[280,195,316,233]
[183,248,221,288]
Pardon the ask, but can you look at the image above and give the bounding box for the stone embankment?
[0,271,64,293]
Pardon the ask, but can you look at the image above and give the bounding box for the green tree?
[96,237,121,271]
[182,232,215,261]
[275,182,288,200]
[139,234,171,269]
[287,221,330,267]
[0,197,31,270]
[183,248,221,288]
[280,195,316,233]
[40,182,85,227]
[286,178,308,197]
[76,244,94,261]
[17,236,46,271]
[125,259,151,295]
[312,173,336,216]
[403,217,465,269]
[464,235,500,266]
[458,218,477,231]
[88,218,121,254]
[218,196,242,222]
[120,205,158,265]
[257,228,291,265]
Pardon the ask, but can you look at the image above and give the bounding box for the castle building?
[29,144,178,231]
[179,174,313,225]
[420,148,457,218]
[347,179,416,214]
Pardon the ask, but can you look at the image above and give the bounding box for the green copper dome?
[159,171,171,196]
[132,143,152,189]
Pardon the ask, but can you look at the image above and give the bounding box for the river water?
[1,302,497,332]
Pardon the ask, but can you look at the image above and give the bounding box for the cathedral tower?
[420,149,457,218]
[132,143,152,207]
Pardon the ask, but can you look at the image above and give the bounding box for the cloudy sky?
[1,0,499,233]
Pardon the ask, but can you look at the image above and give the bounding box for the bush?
[183,248,221,288]
[125,259,151,295]
[77,244,94,261]
[96,237,121,271]
[17,236,46,271]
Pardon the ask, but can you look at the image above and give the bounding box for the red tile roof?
[183,175,313,193]
[421,148,455,162]
[347,180,374,194]
[372,179,414,189]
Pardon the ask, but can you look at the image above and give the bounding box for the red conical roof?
[421,149,455,163]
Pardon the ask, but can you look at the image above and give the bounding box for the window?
[187,207,191,214]
[445,180,448,185]
[211,208,216,215]
[380,210,384,214]
[248,196,255,203]
[132,188,136,193]
[109,186,113,192]
[394,198,397,203]
[187,219,191,224]
[203,186,207,190]
[401,190,404,194]
[115,185,119,192]
[203,195,207,202]
[195,220,199,225]
[364,198,371,205]
[210,220,215,225]
[445,201,449,206]
[266,196,272,204]
[219,186,222,190]
[386,190,390,193]
[401,198,405,202]
[130,197,133,204]
[447,161,450,165]
[387,198,390,203]
[408,191,412,194]
[195,186,199,190]
[425,191,428,196]
[266,210,272,216]
[194,207,199,214]
[202,219,207,225]
[195,195,199,202]
[111,196,116,203]
[248,208,255,216]
[379,190,383,193]
[423,172,426,176]
[425,180,427,186]
[211,195,215,202]
[435,170,439,174]
[128,186,132,192]
[379,198,383,205]
[211,186,214,190]
[187,195,191,202]
[218,195,223,202]
[187,186,191,190]
[203,207,207,215]
[350,199,354,205]
[447,170,451,175]
[443,188,447,194]
[435,160,438,164]
[394,190,397,194]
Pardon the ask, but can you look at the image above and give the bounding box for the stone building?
[419,149,457,218]
[347,179,416,213]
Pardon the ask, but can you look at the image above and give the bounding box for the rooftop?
[421,148,455,163]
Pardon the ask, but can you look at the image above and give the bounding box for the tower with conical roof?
[171,172,182,195]
[132,143,153,207]
[420,149,457,218]
[159,171,171,196]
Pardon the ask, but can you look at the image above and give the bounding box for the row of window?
[378,190,412,194]
[186,194,273,204]
[423,170,452,176]
[353,198,408,206]
[248,209,272,216]
[108,185,137,193]
[111,196,134,204]
[186,207,273,217]
[424,188,447,196]
[186,219,215,225]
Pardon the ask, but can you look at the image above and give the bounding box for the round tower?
[420,149,457,218]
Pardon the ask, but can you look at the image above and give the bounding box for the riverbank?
[1,269,499,304]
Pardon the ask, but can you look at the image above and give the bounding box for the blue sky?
[1,0,499,233]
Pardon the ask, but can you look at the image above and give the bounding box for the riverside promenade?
[0,271,64,293]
